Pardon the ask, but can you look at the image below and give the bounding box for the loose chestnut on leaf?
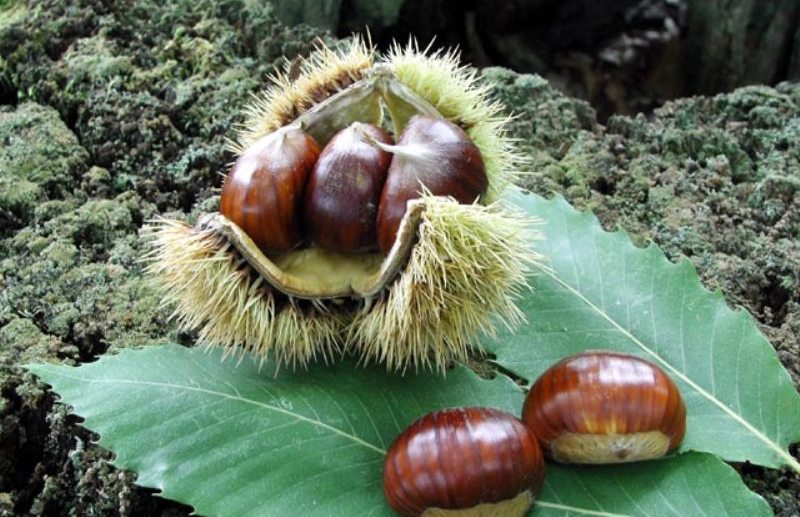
[146,38,541,370]
[303,122,392,253]
[384,408,545,517]
[522,350,686,464]
[372,115,488,253]
[220,126,320,253]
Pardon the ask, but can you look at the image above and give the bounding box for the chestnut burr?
[375,115,488,254]
[220,126,320,253]
[303,122,392,253]
[383,407,545,517]
[522,350,686,464]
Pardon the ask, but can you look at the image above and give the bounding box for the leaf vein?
[533,264,800,473]
[44,374,388,456]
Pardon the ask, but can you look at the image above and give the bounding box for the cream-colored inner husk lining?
[201,198,426,300]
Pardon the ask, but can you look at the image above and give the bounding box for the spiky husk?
[237,37,525,200]
[146,38,540,372]
[143,220,344,370]
[387,41,528,200]
[349,194,540,372]
[234,37,374,152]
[144,197,540,372]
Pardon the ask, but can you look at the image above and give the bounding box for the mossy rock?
[0,103,88,232]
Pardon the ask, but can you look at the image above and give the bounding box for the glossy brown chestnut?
[383,407,545,517]
[303,122,392,253]
[522,350,686,464]
[220,127,320,253]
[375,115,488,254]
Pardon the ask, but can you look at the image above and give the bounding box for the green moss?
[0,177,40,221]
[0,1,24,27]
[60,36,135,97]
[482,66,597,181]
[0,318,64,370]
[0,104,88,235]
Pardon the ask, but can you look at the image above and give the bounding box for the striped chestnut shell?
[220,126,321,252]
[383,407,545,517]
[303,122,392,253]
[375,115,488,254]
[522,350,686,464]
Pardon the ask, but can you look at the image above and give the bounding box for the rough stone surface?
[0,0,798,516]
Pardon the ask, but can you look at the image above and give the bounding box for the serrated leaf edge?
[522,194,800,473]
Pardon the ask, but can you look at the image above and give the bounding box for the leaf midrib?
[38,372,387,455]
[532,264,800,473]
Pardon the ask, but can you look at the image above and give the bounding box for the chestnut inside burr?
[216,85,490,299]
[303,122,392,253]
[375,115,488,254]
[223,115,488,258]
[220,127,320,253]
